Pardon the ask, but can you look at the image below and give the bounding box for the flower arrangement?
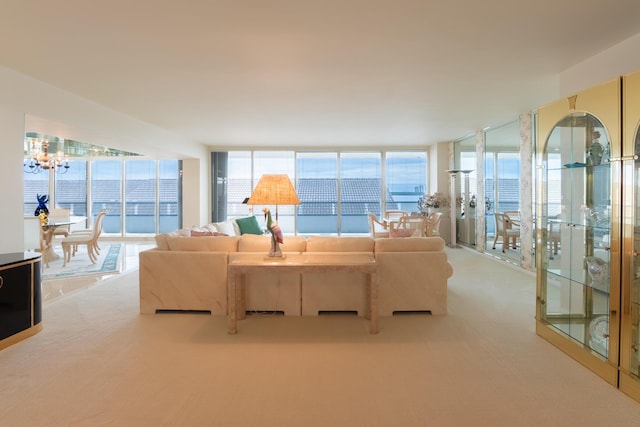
[418,192,449,211]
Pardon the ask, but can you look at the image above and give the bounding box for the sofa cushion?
[235,216,263,235]
[239,234,307,252]
[212,220,238,236]
[306,236,374,252]
[375,236,445,252]
[202,223,219,233]
[154,229,191,250]
[166,235,239,252]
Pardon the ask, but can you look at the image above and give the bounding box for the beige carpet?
[1,248,640,426]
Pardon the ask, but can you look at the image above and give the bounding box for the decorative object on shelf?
[418,192,449,213]
[34,194,49,218]
[587,131,604,166]
[585,256,609,292]
[24,137,70,174]
[564,162,587,168]
[263,207,284,258]
[589,315,609,357]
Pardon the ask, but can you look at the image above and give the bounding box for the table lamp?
[247,174,301,257]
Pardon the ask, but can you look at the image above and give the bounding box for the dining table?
[41,216,87,266]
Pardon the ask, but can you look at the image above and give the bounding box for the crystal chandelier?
[24,138,70,174]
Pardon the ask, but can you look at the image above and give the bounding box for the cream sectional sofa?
[139,219,453,317]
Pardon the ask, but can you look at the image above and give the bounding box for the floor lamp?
[446,170,459,248]
[461,170,474,244]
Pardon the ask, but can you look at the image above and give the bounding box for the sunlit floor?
[41,240,155,305]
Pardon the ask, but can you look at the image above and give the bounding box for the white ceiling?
[2,0,640,153]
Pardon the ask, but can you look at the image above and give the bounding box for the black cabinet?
[0,253,42,350]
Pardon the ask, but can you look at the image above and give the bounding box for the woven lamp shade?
[247,174,300,206]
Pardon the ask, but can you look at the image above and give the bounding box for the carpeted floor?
[1,247,640,426]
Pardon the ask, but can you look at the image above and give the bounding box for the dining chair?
[48,208,71,238]
[368,213,390,238]
[392,215,426,237]
[384,210,408,222]
[69,209,108,253]
[61,210,107,266]
[504,210,521,224]
[384,209,409,231]
[425,212,443,237]
[492,213,520,252]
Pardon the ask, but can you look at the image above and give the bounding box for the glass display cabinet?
[536,78,621,386]
[620,70,640,401]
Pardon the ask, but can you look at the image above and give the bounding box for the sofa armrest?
[139,249,229,315]
[375,250,452,315]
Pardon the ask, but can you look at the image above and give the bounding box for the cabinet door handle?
[0,275,3,289]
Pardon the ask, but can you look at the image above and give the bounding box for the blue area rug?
[42,244,122,280]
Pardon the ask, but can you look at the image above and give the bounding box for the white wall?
[560,33,640,96]
[0,105,27,253]
[0,65,210,252]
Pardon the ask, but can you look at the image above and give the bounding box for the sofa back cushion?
[374,236,445,252]
[306,236,374,252]
[191,230,228,237]
[166,236,239,252]
[239,234,307,252]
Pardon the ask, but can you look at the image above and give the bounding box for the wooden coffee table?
[227,253,378,334]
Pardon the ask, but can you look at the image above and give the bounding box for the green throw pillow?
[235,216,263,235]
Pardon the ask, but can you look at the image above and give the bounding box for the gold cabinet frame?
[536,78,621,387]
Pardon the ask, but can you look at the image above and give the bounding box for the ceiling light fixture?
[24,137,70,174]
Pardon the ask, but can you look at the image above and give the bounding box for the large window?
[24,158,181,236]
[125,160,156,234]
[386,152,427,213]
[23,168,50,216]
[55,160,88,220]
[223,150,427,235]
[92,160,122,235]
[297,152,338,234]
[340,152,382,234]
[158,160,181,233]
